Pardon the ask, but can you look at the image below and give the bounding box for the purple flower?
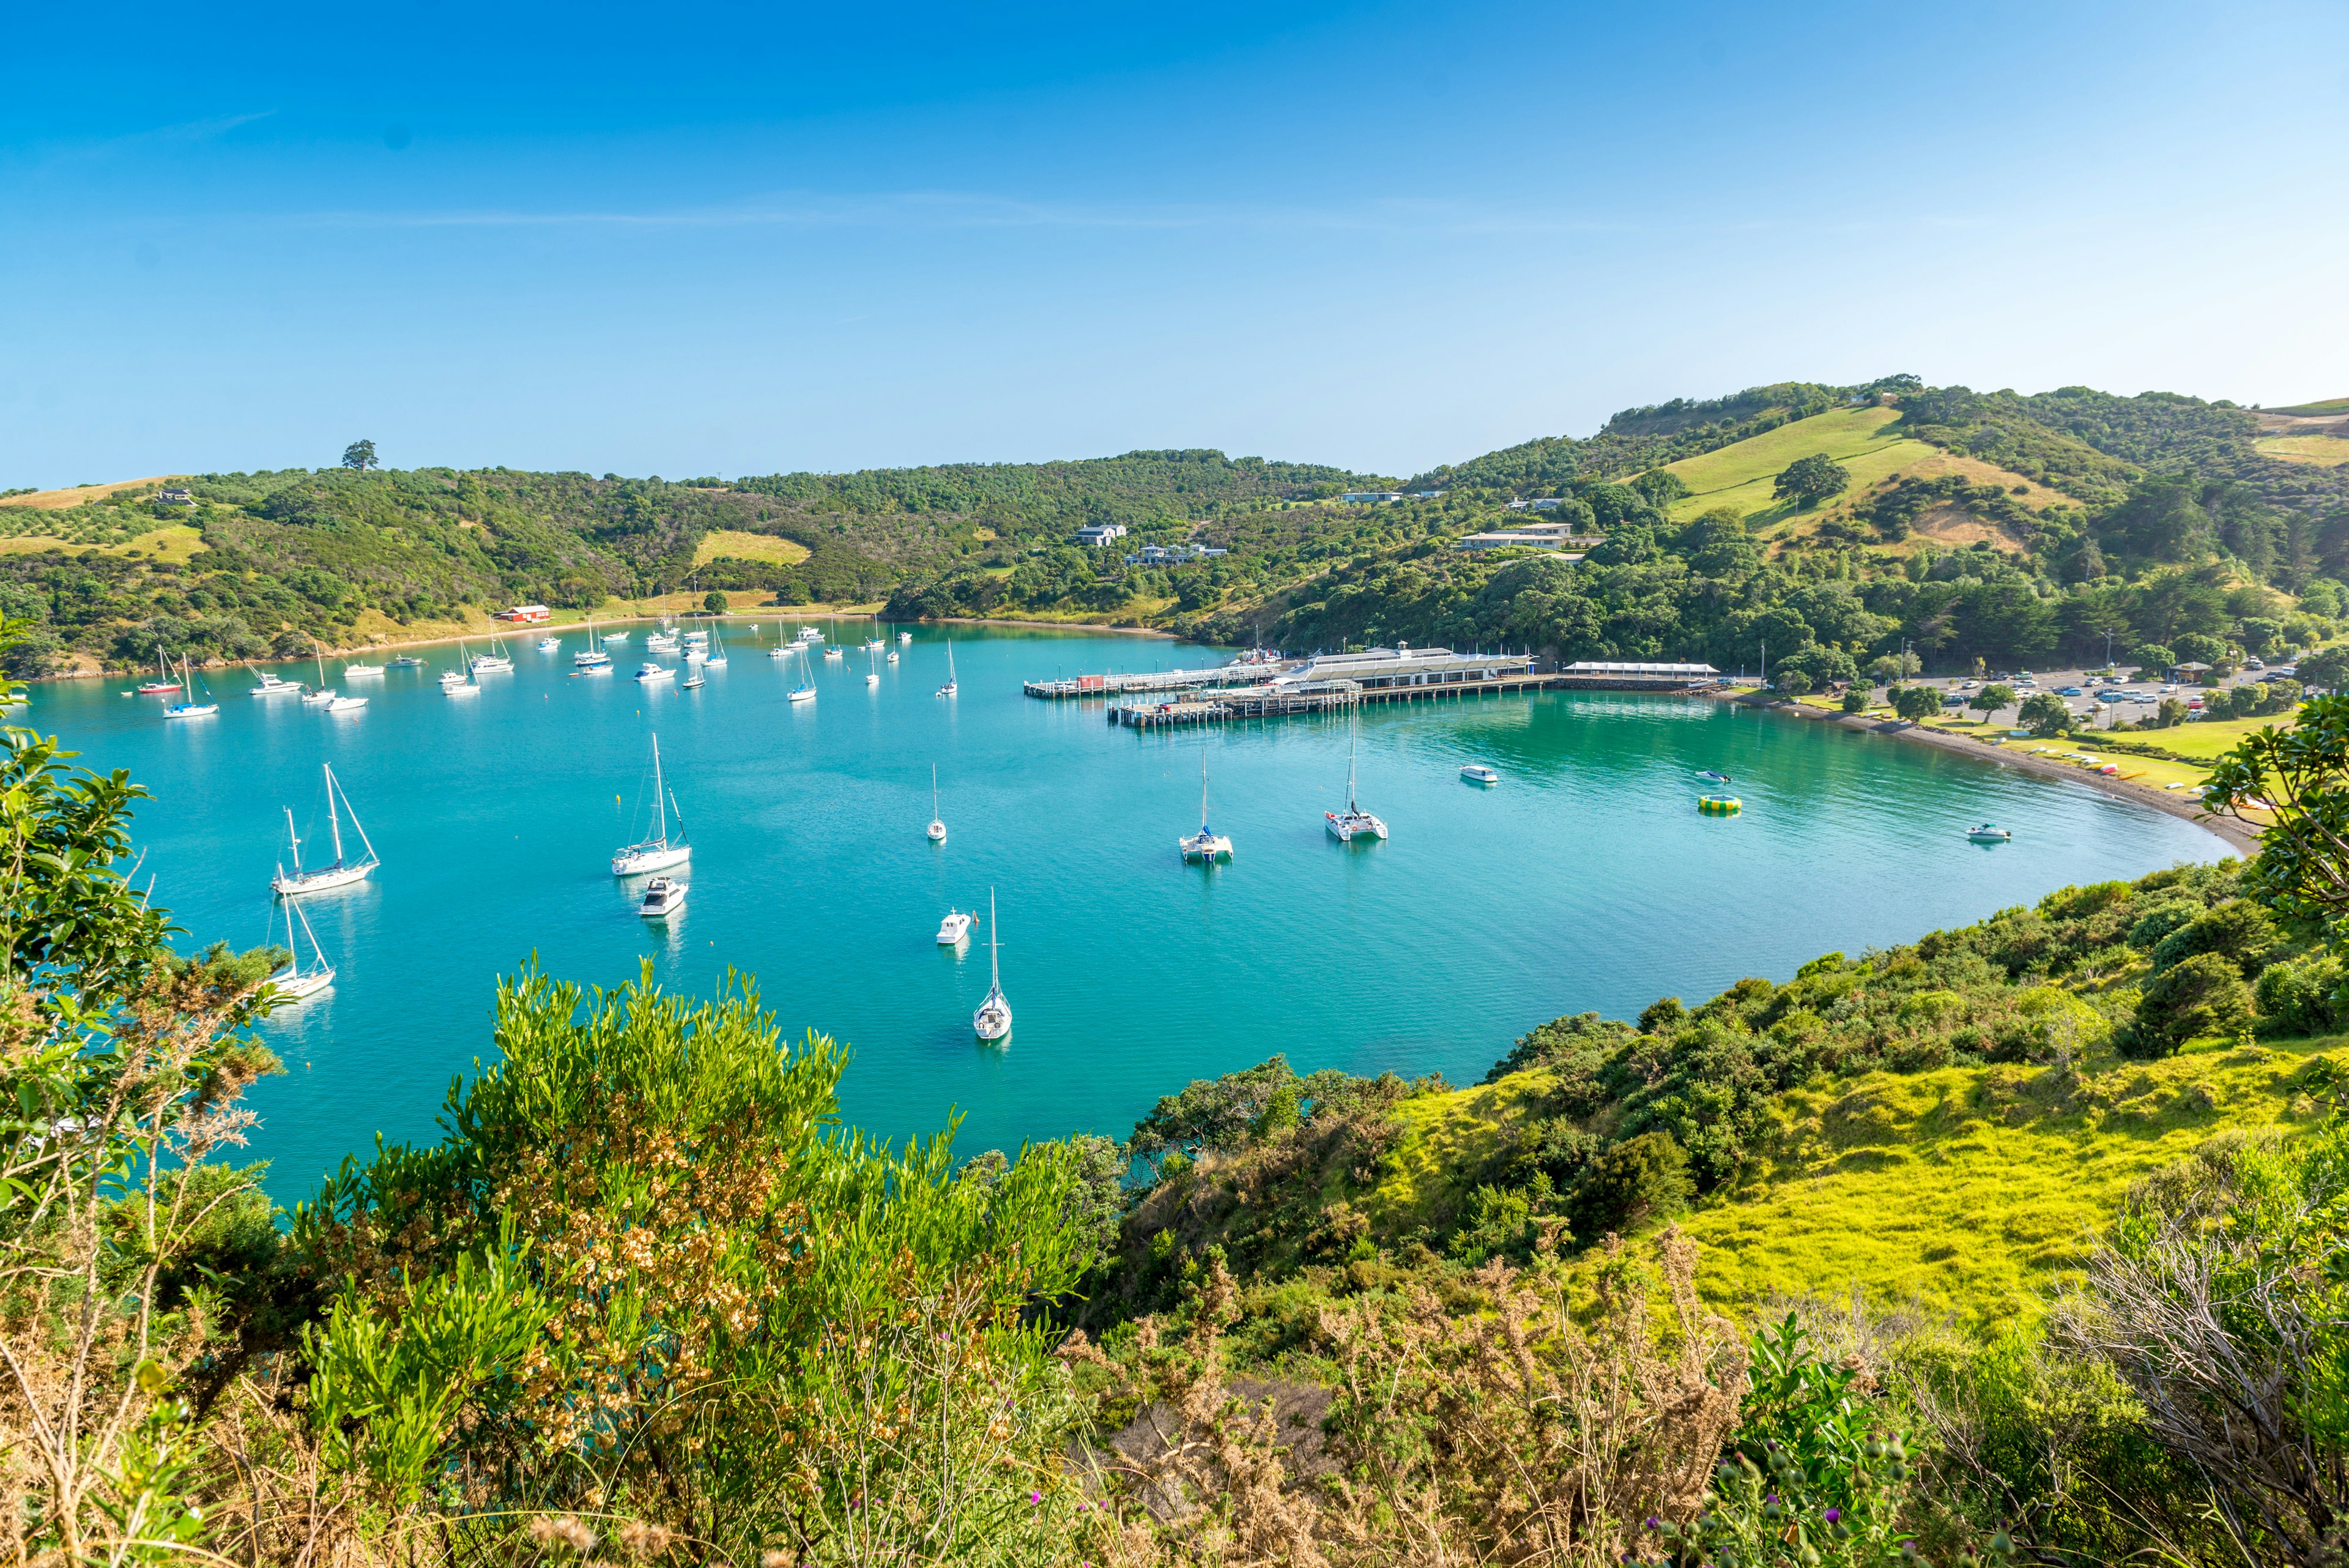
[1765,1494,1779,1506]
[1027,1491,1043,1504]
[1646,1518,1661,1531]
[1824,1508,1843,1523]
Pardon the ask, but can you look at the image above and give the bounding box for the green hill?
[1661,406,1940,522]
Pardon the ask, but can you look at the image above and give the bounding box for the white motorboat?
[936,908,973,943]
[936,640,958,697]
[612,734,691,875]
[704,632,728,668]
[326,694,368,712]
[536,637,560,653]
[638,875,686,918]
[271,764,380,896]
[1460,764,1501,786]
[1967,822,2014,843]
[388,655,425,668]
[886,648,900,664]
[1179,754,1233,861]
[926,764,947,842]
[681,672,705,689]
[898,630,913,644]
[796,625,823,644]
[789,645,816,703]
[971,888,1011,1042]
[163,658,218,719]
[265,897,335,1002]
[250,669,300,696]
[440,664,477,696]
[603,630,630,644]
[1326,715,1388,842]
[635,662,674,683]
[343,661,384,677]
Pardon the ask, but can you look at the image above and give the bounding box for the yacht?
[926,765,947,842]
[469,642,514,674]
[898,630,914,644]
[634,662,674,683]
[302,647,339,704]
[265,898,335,1002]
[388,655,425,669]
[682,629,709,647]
[681,672,705,689]
[935,641,958,698]
[703,632,728,668]
[163,658,218,719]
[1967,822,2014,843]
[270,764,380,896]
[638,876,686,918]
[603,630,630,644]
[865,647,880,687]
[250,669,301,697]
[685,644,708,664]
[343,661,384,677]
[326,694,369,712]
[936,908,973,944]
[863,634,885,652]
[440,664,477,696]
[1179,754,1233,861]
[612,735,691,875]
[138,644,182,694]
[574,624,612,669]
[1460,764,1501,786]
[1325,715,1388,842]
[823,644,845,662]
[971,889,1011,1043]
[536,636,560,653]
[886,648,900,665]
[788,645,816,703]
[796,625,824,644]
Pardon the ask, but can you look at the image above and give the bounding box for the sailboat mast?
[653,735,667,844]
[329,764,379,867]
[324,764,346,864]
[989,888,1000,987]
[284,806,304,875]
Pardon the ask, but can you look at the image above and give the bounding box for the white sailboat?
[1179,752,1233,861]
[971,888,1011,1042]
[266,898,335,1001]
[302,644,338,705]
[898,630,914,644]
[470,638,514,673]
[926,764,947,842]
[886,647,900,664]
[138,644,181,694]
[704,630,728,668]
[789,644,816,704]
[935,641,957,697]
[865,646,880,687]
[612,735,691,875]
[863,632,885,652]
[163,657,218,719]
[575,622,612,669]
[271,764,380,896]
[1325,712,1388,842]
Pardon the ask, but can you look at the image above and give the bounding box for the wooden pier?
[1107,671,1720,727]
[1025,659,1298,699]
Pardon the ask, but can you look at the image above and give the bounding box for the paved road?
[1877,664,2291,731]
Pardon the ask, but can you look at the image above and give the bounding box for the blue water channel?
[21,623,2228,1200]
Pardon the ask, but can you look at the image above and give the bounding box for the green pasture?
[1662,406,1935,524]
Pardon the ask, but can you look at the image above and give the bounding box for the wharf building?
[1272,645,1535,691]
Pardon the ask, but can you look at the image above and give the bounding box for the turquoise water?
[22,625,2225,1200]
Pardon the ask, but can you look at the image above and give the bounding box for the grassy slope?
[2257,434,2349,467]
[1659,409,2063,532]
[0,477,184,512]
[1373,1039,2334,1323]
[2269,397,2349,416]
[695,529,812,567]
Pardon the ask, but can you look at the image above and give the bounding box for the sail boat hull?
[272,863,372,896]
[1180,833,1233,861]
[267,965,335,1000]
[612,843,690,876]
[973,987,1012,1042]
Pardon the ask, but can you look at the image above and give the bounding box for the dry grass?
[0,476,182,511]
[0,523,204,562]
[692,528,811,567]
[2255,435,2349,467]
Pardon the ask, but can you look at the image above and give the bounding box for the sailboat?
[1325,712,1388,842]
[704,630,728,668]
[898,630,914,644]
[926,764,947,842]
[886,646,900,665]
[863,630,885,652]
[575,621,612,670]
[266,897,335,1001]
[788,644,816,704]
[768,625,790,659]
[612,735,691,874]
[138,644,181,694]
[469,637,514,673]
[971,888,1012,1043]
[935,641,957,697]
[302,644,338,705]
[1180,752,1233,861]
[163,656,218,719]
[441,657,478,696]
[864,646,880,687]
[271,764,379,895]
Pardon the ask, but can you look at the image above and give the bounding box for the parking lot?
[1883,661,2295,730]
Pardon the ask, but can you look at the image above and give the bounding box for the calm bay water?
[24,625,2226,1200]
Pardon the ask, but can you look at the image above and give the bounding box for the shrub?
[2127,952,2254,1057]
[1567,1130,1693,1240]
[2126,899,2203,949]
[2147,899,2279,976]
[2255,954,2345,1037]
[1841,687,1868,714]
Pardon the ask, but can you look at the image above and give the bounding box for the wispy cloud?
[9,110,278,170]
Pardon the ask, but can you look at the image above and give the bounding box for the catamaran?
[1325,713,1388,842]
[926,764,947,842]
[935,641,957,698]
[266,898,335,1001]
[789,645,816,704]
[971,889,1011,1043]
[1179,753,1233,861]
[612,735,691,875]
[271,764,379,896]
[163,657,218,719]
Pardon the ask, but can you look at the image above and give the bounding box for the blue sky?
[4,0,2345,485]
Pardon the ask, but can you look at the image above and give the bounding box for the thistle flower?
[762,1551,789,1568]
[1824,1508,1842,1524]
[617,1522,672,1559]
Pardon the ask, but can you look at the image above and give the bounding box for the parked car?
[2058,686,2084,696]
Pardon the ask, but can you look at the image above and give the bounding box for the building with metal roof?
[1559,661,1720,678]
[1274,645,1534,690]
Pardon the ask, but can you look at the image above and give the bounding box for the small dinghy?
[1460,764,1500,786]
[1967,822,2013,843]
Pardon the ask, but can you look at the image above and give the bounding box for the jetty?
[1023,657,1297,699]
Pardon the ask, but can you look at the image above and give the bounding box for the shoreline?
[1729,694,2258,856]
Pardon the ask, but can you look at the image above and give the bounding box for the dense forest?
[8,376,2348,678]
[17,618,2349,1564]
